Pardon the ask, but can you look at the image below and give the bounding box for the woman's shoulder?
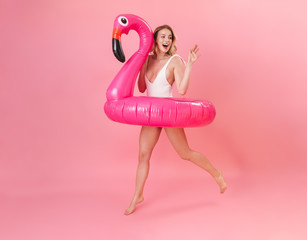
[170,54,185,67]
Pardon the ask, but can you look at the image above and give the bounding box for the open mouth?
[162,44,169,49]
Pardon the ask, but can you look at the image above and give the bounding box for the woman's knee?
[138,150,151,162]
[178,149,193,161]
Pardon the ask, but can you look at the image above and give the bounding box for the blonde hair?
[152,25,177,56]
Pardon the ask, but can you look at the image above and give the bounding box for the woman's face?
[156,28,173,54]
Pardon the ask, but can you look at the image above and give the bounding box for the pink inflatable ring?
[104,14,216,128]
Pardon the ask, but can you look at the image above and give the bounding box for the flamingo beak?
[112,28,125,63]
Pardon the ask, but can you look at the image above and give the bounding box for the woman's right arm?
[137,57,148,93]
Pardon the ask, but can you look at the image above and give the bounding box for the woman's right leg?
[124,126,162,215]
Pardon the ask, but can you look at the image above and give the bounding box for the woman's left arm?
[174,44,200,95]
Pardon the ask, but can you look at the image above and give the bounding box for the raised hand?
[187,44,200,66]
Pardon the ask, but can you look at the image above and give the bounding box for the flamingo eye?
[118,16,128,26]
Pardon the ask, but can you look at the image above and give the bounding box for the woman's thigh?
[164,127,191,159]
[139,126,162,156]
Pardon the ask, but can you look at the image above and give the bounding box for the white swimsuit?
[145,54,184,98]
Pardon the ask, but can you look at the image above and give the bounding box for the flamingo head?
[112,15,136,63]
[112,14,153,63]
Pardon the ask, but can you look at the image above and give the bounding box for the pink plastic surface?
[104,14,216,127]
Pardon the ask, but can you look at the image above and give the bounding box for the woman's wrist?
[186,61,193,68]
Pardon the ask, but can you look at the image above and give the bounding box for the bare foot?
[124,196,144,215]
[215,170,227,193]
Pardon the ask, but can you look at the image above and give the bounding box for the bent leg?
[164,127,227,193]
[125,126,162,215]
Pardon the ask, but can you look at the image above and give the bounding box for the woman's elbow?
[178,88,187,95]
[137,79,146,93]
[138,85,146,93]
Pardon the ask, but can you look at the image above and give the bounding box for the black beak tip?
[115,53,125,63]
[112,38,125,63]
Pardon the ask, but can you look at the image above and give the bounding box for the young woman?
[125,25,227,215]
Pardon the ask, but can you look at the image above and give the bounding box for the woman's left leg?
[164,127,227,193]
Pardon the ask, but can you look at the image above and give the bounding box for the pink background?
[1,0,307,239]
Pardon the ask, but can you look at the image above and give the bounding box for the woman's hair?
[151,25,177,56]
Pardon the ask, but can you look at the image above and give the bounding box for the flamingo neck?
[106,23,153,101]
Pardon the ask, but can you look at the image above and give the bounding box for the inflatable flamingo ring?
[104,14,216,127]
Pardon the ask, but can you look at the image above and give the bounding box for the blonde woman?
[125,25,227,215]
